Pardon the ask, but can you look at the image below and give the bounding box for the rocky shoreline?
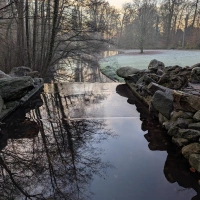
[116,60,200,173]
[0,67,43,121]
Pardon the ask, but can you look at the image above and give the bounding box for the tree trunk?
[42,0,60,76]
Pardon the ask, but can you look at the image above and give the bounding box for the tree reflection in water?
[116,84,200,200]
[0,83,114,200]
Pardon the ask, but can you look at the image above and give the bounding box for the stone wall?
[117,60,200,172]
[0,67,43,121]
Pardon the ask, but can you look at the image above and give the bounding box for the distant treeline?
[0,0,199,77]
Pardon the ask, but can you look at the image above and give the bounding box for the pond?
[0,82,200,200]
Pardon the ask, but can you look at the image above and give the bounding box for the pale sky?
[107,0,131,8]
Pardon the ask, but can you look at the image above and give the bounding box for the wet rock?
[190,67,200,83]
[148,59,165,72]
[189,154,200,172]
[0,77,34,101]
[172,137,189,147]
[182,143,200,159]
[173,90,200,112]
[10,66,32,77]
[178,129,200,142]
[116,67,141,78]
[188,122,200,131]
[193,110,200,122]
[0,70,11,79]
[152,90,173,119]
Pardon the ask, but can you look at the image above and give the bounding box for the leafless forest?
[0,0,200,77]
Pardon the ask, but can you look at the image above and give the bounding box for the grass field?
[99,49,200,82]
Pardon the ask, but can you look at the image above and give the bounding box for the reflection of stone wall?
[117,60,200,173]
[116,84,200,200]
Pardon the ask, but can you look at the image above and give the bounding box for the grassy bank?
[99,49,200,81]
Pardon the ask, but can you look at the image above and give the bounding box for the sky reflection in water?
[0,83,199,200]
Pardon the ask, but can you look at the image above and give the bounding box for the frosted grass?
[99,49,200,82]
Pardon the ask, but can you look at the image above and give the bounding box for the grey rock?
[0,101,20,120]
[165,65,182,72]
[190,67,200,83]
[189,154,200,172]
[148,59,165,72]
[143,74,156,85]
[178,129,200,142]
[136,76,145,85]
[193,110,200,122]
[116,67,141,78]
[158,65,190,90]
[173,90,200,112]
[0,77,34,101]
[176,118,193,129]
[172,137,189,147]
[27,71,40,78]
[163,121,177,130]
[152,90,173,119]
[158,113,168,124]
[157,69,164,76]
[182,143,200,159]
[126,74,140,83]
[190,63,200,69]
[167,126,180,137]
[0,96,3,113]
[0,70,11,79]
[188,122,200,131]
[171,111,193,121]
[10,66,32,77]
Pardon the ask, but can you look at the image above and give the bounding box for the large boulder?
[178,129,200,142]
[10,66,32,77]
[116,67,141,78]
[0,70,11,79]
[173,90,200,112]
[190,63,200,69]
[182,143,200,159]
[190,67,200,83]
[0,77,34,101]
[152,90,173,119]
[158,66,191,90]
[148,59,165,73]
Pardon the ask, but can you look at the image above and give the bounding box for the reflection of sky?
[107,0,131,8]
[89,118,195,200]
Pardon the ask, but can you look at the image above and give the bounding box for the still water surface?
[0,82,199,200]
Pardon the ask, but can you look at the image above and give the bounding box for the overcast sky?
[107,0,131,8]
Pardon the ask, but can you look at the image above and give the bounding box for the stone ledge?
[117,59,200,172]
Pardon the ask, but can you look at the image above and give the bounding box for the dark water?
[0,83,200,200]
